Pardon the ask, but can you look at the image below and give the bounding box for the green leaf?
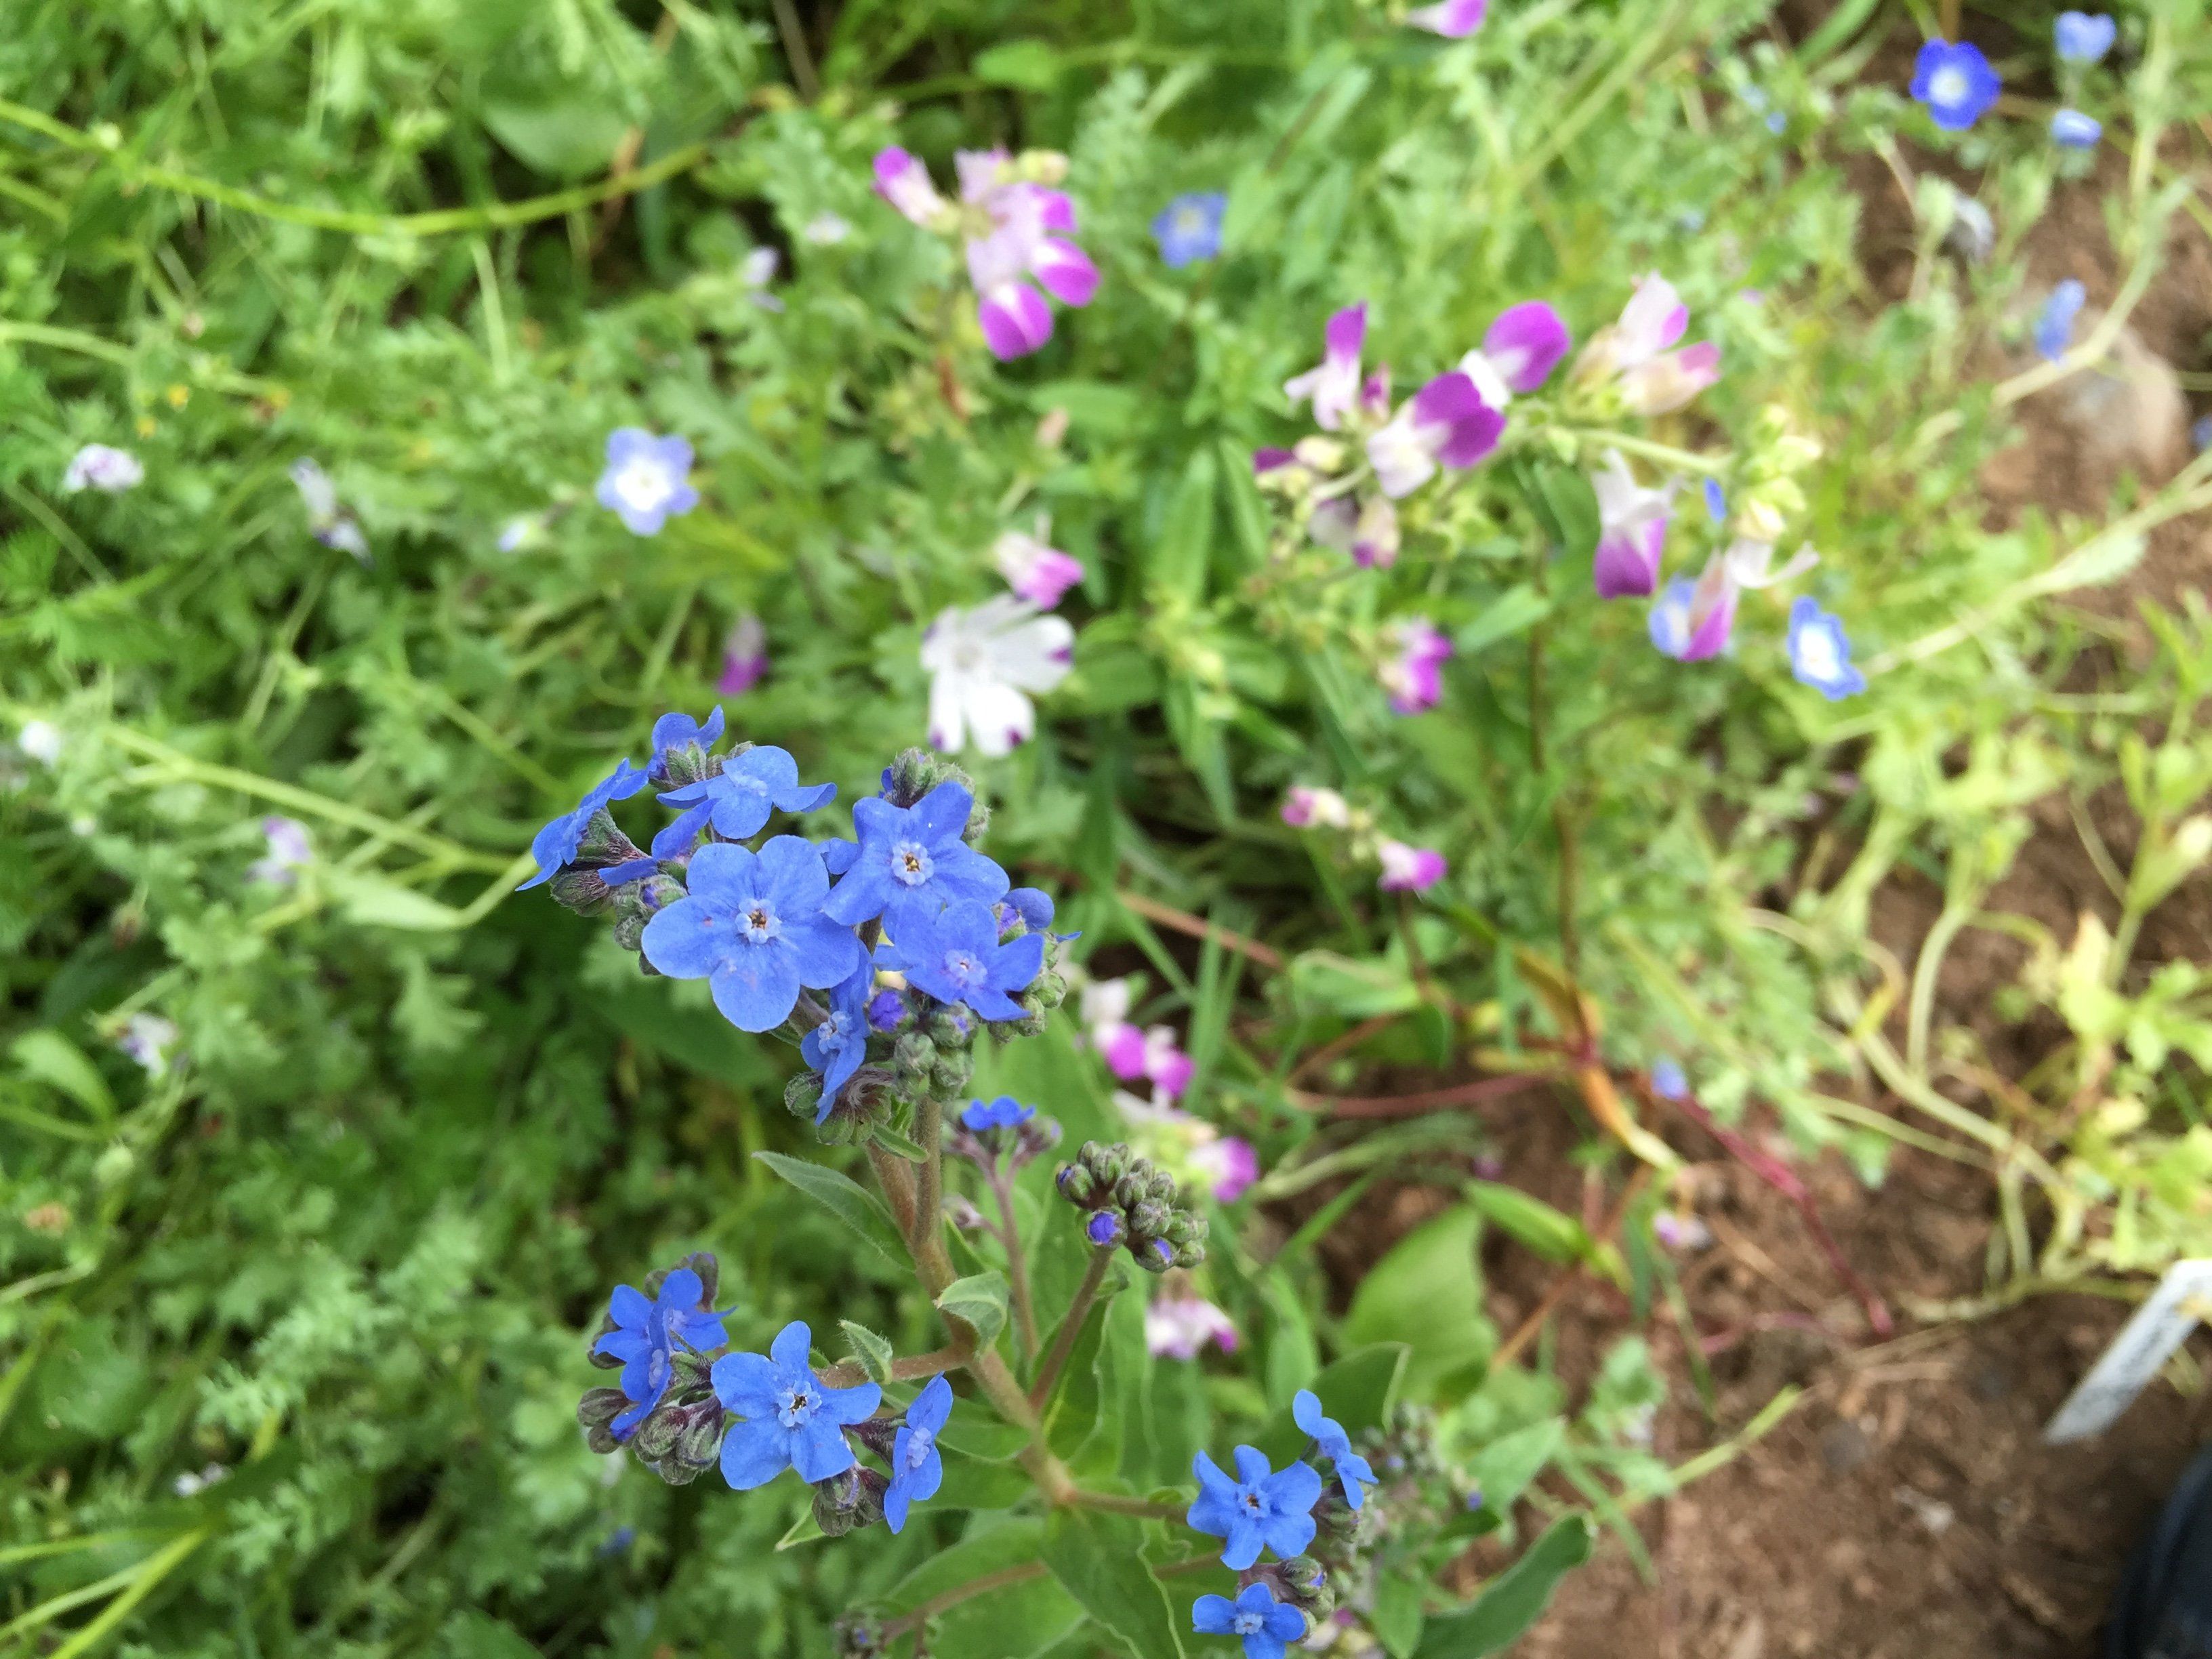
[1372,1565,1427,1659]
[1042,1510,1187,1659]
[1530,464,1601,566]
[1414,1517,1593,1657]
[1342,1207,1494,1401]
[775,1509,826,1551]
[1454,585,1554,657]
[933,1446,1035,1513]
[1462,1181,1601,1269]
[1150,446,1218,602]
[936,1271,1010,1350]
[886,1518,1046,1612]
[870,1119,929,1162]
[972,39,1065,91]
[752,1152,909,1269]
[480,93,632,181]
[9,1030,114,1122]
[1465,1416,1565,1517]
[839,1320,895,1385]
[324,870,470,930]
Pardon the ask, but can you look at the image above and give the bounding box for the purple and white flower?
[61,444,143,495]
[1578,274,1721,415]
[1786,596,1868,699]
[1376,840,1448,893]
[1652,537,1816,662]
[920,595,1074,757]
[717,613,769,697]
[1458,300,1572,406]
[959,150,1099,361]
[1379,617,1453,714]
[1591,449,1680,599]
[1307,491,1401,569]
[1283,303,1368,432]
[118,1012,179,1077]
[290,459,370,561]
[1367,372,1504,497]
[1406,0,1488,37]
[873,147,949,228]
[595,428,700,537]
[1281,785,1352,829]
[994,524,1086,607]
[1146,1291,1240,1359]
[247,816,312,885]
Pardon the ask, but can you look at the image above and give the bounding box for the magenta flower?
[1367,372,1504,498]
[1461,301,1572,403]
[1281,785,1351,829]
[873,147,947,226]
[994,526,1086,607]
[1283,303,1368,432]
[1195,1135,1259,1202]
[1620,341,1721,415]
[1146,1292,1238,1360]
[716,614,768,696]
[1379,617,1452,714]
[1406,0,1488,37]
[1591,450,1680,599]
[1308,491,1401,569]
[1377,840,1448,893]
[1104,1023,1195,1100]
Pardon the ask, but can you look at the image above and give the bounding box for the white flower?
[62,444,143,494]
[740,247,785,312]
[17,720,63,765]
[117,1012,179,1077]
[802,211,852,245]
[920,595,1073,758]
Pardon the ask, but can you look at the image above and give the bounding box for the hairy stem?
[1028,1250,1114,1411]
[989,1168,1042,1362]
[818,1341,971,1391]
[915,1096,945,1260]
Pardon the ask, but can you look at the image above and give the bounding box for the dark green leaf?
[752,1152,909,1269]
[1042,1510,1187,1659]
[1414,1517,1594,1657]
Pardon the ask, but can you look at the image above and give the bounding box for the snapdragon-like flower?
[1376,839,1448,893]
[1193,1584,1308,1659]
[596,428,701,537]
[118,1012,179,1076]
[800,970,877,1120]
[994,525,1086,607]
[594,1268,732,1439]
[2055,11,2116,64]
[1578,274,1721,415]
[1367,372,1504,497]
[640,838,863,1031]
[61,443,143,494]
[1308,488,1401,569]
[520,760,651,890]
[1911,39,2001,132]
[883,1375,952,1532]
[1283,303,1368,432]
[1591,450,1680,599]
[920,596,1074,757]
[2036,279,2087,362]
[1188,1446,1323,1569]
[1379,618,1453,714]
[1281,785,1352,829]
[1154,191,1227,268]
[1081,976,1195,1098]
[1405,0,1487,37]
[876,900,1044,1022]
[657,745,837,853]
[711,1321,881,1488]
[290,459,370,560]
[247,816,312,886]
[1786,597,1868,700]
[823,781,1009,936]
[2050,109,2103,148]
[1292,1389,1378,1509]
[873,147,948,227]
[1458,300,1572,405]
[718,615,769,697]
[1147,1290,1238,1359]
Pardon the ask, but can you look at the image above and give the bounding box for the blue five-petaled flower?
[640,838,863,1031]
[876,901,1046,1022]
[1191,1582,1308,1659]
[519,759,651,890]
[1786,597,1868,701]
[592,1267,732,1439]
[884,1374,953,1533]
[1153,192,1227,270]
[821,781,1009,937]
[2055,11,2116,64]
[655,745,838,859]
[1910,39,2001,132]
[1292,1389,1378,1510]
[597,428,700,537]
[649,706,726,779]
[800,968,876,1120]
[2035,279,2087,363]
[710,1320,881,1488]
[1187,1446,1322,1570]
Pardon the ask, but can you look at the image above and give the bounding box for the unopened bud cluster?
[1054,1141,1209,1272]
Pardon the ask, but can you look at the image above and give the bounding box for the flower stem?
[915,1095,945,1260]
[1542,424,1726,475]
[989,1168,1042,1362]
[1028,1249,1114,1411]
[818,1341,971,1391]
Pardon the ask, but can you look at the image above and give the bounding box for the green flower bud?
[785,1071,825,1122]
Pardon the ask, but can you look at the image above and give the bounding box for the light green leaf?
[839,1320,896,1385]
[1343,1207,1494,1401]
[937,1271,1010,1351]
[972,39,1064,91]
[9,1030,115,1122]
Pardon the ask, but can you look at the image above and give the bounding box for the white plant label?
[2044,1260,2212,1446]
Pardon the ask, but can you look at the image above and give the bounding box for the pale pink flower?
[1377,840,1448,892]
[1146,1292,1238,1359]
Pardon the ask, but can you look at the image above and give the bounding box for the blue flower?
[1191,1582,1308,1659]
[2055,11,2116,64]
[1910,39,2001,132]
[592,1267,732,1439]
[1786,597,1868,700]
[876,901,1044,1022]
[710,1320,881,1488]
[639,838,863,1031]
[1186,1446,1322,1570]
[2035,279,2086,363]
[1000,887,1057,932]
[960,1095,1036,1132]
[1702,478,1727,523]
[883,1375,953,1533]
[519,760,651,890]
[1651,1057,1689,1100]
[650,706,726,778]
[866,987,909,1031]
[656,746,837,859]
[596,428,700,536]
[1647,577,1696,660]
[800,969,876,1120]
[2050,108,2102,148]
[1292,1389,1378,1510]
[595,1524,637,1557]
[821,782,1008,937]
[1153,192,1227,270]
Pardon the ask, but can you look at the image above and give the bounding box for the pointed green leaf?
[1413,1516,1593,1656]
[752,1152,908,1269]
[937,1271,1010,1351]
[839,1320,896,1385]
[1042,1510,1187,1659]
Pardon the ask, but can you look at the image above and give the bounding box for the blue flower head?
[710,1320,880,1488]
[800,969,876,1121]
[1187,1446,1322,1570]
[655,746,837,859]
[597,428,700,536]
[961,1095,1036,1132]
[2034,279,2087,363]
[639,838,863,1031]
[1786,597,1868,701]
[1910,39,2001,132]
[1651,1057,1689,1100]
[1153,192,1227,270]
[650,706,726,780]
[821,782,1009,937]
[883,1375,953,1533]
[866,987,909,1032]
[875,900,1045,1023]
[1000,887,1057,933]
[2050,108,2102,149]
[1702,478,1727,523]
[520,759,651,890]
[1192,1583,1307,1659]
[1292,1389,1378,1510]
[2055,11,2116,64]
[593,1267,732,1439]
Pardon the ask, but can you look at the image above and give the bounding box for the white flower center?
[1233,1610,1266,1635]
[1929,66,1969,107]
[776,1384,821,1429]
[743,903,781,945]
[1795,626,1842,681]
[1175,207,1206,237]
[943,948,982,984]
[613,457,672,514]
[904,1426,936,1468]
[891,840,935,886]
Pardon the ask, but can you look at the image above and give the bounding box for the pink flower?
[1105,1024,1195,1099]
[1379,618,1453,714]
[1367,371,1504,498]
[1590,450,1679,599]
[1282,785,1352,829]
[716,614,768,695]
[994,527,1086,607]
[1619,342,1722,416]
[1461,301,1572,401]
[1194,1135,1259,1202]
[1377,840,1448,892]
[1145,1292,1238,1360]
[1284,302,1368,432]
[873,146,946,226]
[1406,0,1488,36]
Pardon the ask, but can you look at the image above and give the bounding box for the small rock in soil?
[1820,1418,1876,1473]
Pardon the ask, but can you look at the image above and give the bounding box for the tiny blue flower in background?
[639,838,863,1031]
[1910,39,2001,132]
[593,1267,732,1439]
[822,781,1010,936]
[876,901,1045,1022]
[1702,478,1727,523]
[2050,109,2102,148]
[866,987,909,1031]
[883,1375,953,1533]
[1651,1057,1689,1100]
[596,428,700,536]
[1187,1446,1323,1569]
[595,1524,637,1557]
[1647,577,1697,661]
[2055,11,2116,64]
[2192,415,2212,454]
[1292,1390,1377,1509]
[1152,191,1227,269]
[961,1095,1036,1132]
[801,970,876,1120]
[520,760,651,890]
[2035,279,2087,363]
[656,745,836,855]
[1786,597,1868,700]
[1192,1582,1307,1659]
[710,1321,880,1488]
